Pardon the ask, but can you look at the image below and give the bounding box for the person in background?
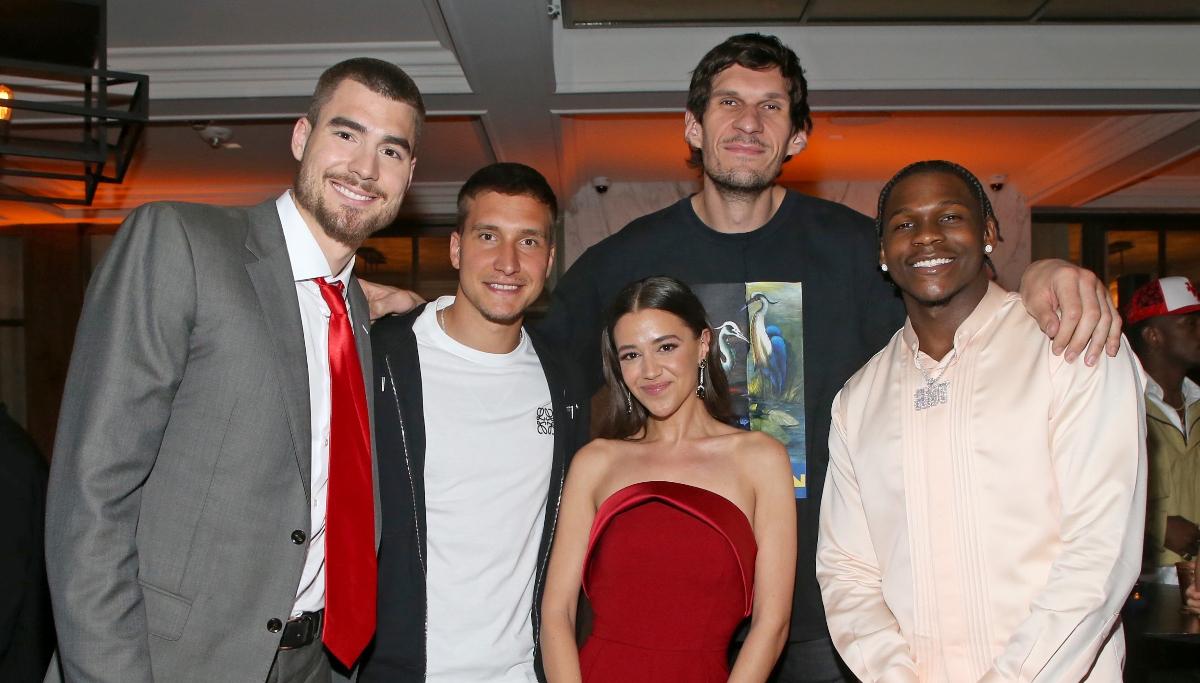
[817,160,1145,682]
[1125,277,1200,582]
[1187,565,1200,612]
[0,403,53,682]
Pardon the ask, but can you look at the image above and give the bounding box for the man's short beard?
[294,168,397,248]
[704,164,777,201]
[479,308,524,326]
[460,290,526,327]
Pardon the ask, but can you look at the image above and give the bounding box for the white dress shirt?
[276,190,356,616]
[1146,375,1200,436]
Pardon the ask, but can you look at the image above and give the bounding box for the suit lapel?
[243,201,313,498]
[347,277,382,543]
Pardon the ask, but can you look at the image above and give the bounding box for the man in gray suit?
[45,58,423,683]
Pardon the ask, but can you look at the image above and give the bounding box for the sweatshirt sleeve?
[537,246,608,395]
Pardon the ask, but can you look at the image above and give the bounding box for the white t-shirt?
[418,296,553,682]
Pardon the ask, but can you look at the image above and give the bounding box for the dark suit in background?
[0,403,54,682]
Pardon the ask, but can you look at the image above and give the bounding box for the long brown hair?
[598,277,733,440]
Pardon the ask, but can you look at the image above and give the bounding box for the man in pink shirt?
[817,160,1146,682]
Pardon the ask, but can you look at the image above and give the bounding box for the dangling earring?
[696,359,708,399]
[880,263,889,272]
[624,387,633,415]
[983,244,993,254]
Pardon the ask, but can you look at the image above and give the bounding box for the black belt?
[278,610,323,650]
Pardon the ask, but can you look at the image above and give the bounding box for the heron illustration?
[744,292,788,397]
[764,325,788,396]
[713,320,750,375]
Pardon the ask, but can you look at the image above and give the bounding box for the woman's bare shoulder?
[728,431,791,479]
[570,437,633,478]
[725,429,787,456]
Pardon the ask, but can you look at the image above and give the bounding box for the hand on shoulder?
[1018,259,1120,366]
[360,279,424,320]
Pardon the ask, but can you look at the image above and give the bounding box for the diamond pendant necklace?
[913,345,955,411]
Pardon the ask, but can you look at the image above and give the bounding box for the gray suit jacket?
[45,199,378,683]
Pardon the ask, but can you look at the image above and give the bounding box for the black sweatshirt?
[535,190,904,642]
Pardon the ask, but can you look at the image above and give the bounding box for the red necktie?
[314,278,376,666]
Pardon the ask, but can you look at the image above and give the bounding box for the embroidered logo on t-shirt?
[536,403,554,435]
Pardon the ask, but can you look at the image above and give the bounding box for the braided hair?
[875,160,1001,240]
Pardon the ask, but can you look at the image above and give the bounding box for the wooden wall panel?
[23,225,87,458]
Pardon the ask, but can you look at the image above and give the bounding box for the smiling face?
[613,307,711,419]
[291,79,419,247]
[880,170,997,315]
[450,190,555,327]
[684,64,807,196]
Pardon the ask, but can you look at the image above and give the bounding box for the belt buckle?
[278,611,321,651]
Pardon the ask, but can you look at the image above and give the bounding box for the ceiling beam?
[433,0,564,196]
[1021,112,1200,206]
[108,41,470,99]
[553,23,1200,97]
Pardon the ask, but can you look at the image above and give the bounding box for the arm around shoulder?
[1018,259,1120,365]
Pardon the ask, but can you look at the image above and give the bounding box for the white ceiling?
[107,0,441,47]
[2,0,1199,224]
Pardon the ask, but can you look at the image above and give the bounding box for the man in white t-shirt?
[360,163,590,683]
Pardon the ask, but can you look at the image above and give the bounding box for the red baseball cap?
[1124,276,1200,325]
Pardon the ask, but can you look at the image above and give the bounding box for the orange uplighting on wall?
[0,84,12,122]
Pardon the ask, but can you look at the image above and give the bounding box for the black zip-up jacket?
[359,305,590,683]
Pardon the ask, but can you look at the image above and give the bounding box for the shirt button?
[291,530,307,544]
[267,618,283,633]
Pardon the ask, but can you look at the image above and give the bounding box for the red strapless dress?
[579,481,757,682]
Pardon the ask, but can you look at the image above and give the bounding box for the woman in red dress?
[540,276,796,682]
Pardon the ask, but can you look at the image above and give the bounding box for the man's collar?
[901,281,1010,355]
[1146,374,1200,408]
[275,191,355,284]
